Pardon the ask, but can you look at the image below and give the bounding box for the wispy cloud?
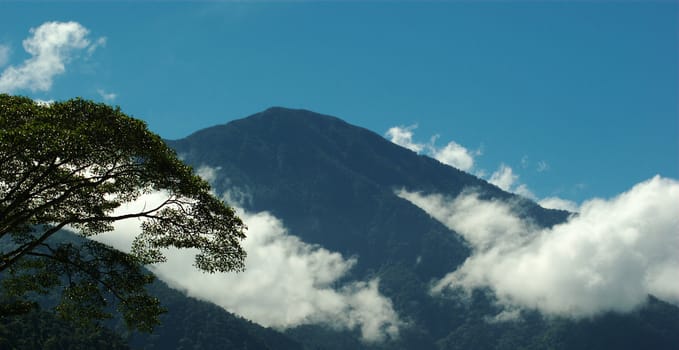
[88,37,107,57]
[490,163,575,207]
[385,125,576,208]
[0,45,10,68]
[385,125,479,172]
[488,164,518,192]
[385,124,425,153]
[0,21,105,93]
[94,167,402,343]
[386,124,580,213]
[97,89,117,102]
[397,175,679,318]
[520,155,529,168]
[520,156,549,173]
[538,196,578,212]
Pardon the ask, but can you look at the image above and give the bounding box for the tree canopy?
[0,94,246,331]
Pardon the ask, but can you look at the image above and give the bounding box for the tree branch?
[0,221,70,272]
[25,249,129,303]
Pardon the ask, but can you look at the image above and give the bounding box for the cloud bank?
[385,125,478,171]
[397,176,679,318]
[0,21,104,93]
[95,188,401,342]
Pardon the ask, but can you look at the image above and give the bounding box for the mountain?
[169,107,566,276]
[0,308,129,350]
[126,278,303,350]
[7,107,676,349]
[167,107,679,349]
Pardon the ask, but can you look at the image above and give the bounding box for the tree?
[0,94,246,331]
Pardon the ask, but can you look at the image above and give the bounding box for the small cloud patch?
[0,21,105,93]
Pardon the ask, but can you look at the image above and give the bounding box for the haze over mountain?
[106,106,679,349]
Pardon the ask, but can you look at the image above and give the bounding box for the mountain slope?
[169,107,566,277]
[168,107,679,349]
[127,279,303,350]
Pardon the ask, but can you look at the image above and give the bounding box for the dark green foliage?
[2,238,163,332]
[285,325,381,350]
[433,298,679,350]
[0,94,245,331]
[0,307,129,350]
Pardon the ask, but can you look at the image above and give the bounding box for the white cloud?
[396,189,534,252]
[488,164,518,192]
[487,164,536,199]
[514,184,535,199]
[33,99,54,107]
[385,125,581,215]
[97,89,117,102]
[539,196,579,212]
[397,176,679,318]
[0,21,105,93]
[432,141,476,172]
[474,169,488,179]
[487,164,576,211]
[383,125,574,211]
[0,45,10,67]
[487,164,582,213]
[88,37,107,57]
[94,179,402,343]
[152,208,401,342]
[196,165,220,184]
[385,124,479,172]
[385,124,425,153]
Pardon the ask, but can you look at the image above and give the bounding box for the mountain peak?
[169,108,568,253]
[260,106,313,115]
[243,106,349,128]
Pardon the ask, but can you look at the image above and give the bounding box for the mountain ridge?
[170,106,568,220]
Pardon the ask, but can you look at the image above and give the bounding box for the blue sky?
[1,2,676,206]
